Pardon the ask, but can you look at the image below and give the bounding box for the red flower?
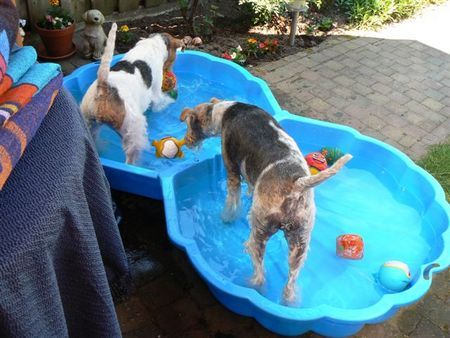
[259,42,266,49]
[222,52,232,60]
[272,39,279,46]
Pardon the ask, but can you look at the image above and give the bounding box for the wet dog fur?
[80,23,185,164]
[180,98,352,302]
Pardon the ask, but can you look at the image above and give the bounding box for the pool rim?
[64,50,450,328]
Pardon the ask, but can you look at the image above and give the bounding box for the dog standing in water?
[181,98,352,301]
[81,23,185,164]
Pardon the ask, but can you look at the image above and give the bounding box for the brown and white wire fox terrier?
[181,98,352,302]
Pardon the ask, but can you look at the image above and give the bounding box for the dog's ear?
[180,108,193,121]
[210,97,221,104]
[172,37,186,52]
[82,11,88,22]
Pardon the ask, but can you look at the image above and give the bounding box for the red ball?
[336,234,364,260]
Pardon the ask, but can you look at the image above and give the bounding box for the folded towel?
[0,19,63,189]
[0,46,37,95]
[0,61,61,125]
[0,73,62,189]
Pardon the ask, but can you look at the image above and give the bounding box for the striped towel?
[0,30,62,189]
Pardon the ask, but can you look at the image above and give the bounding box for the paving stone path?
[252,34,450,160]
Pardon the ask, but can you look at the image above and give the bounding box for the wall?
[17,0,176,27]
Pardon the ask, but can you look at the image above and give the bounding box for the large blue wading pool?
[64,51,450,337]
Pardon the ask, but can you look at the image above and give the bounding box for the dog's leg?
[221,150,241,222]
[120,108,149,165]
[221,171,241,222]
[283,228,311,303]
[245,211,275,286]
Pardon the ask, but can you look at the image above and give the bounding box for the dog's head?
[83,9,105,25]
[159,33,186,72]
[180,98,222,148]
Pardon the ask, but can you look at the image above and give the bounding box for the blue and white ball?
[378,261,411,292]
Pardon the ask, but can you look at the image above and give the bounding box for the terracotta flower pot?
[35,23,75,57]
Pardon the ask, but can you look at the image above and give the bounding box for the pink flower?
[259,42,266,49]
[45,15,53,22]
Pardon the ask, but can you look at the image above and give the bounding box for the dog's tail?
[296,154,353,190]
[97,22,117,86]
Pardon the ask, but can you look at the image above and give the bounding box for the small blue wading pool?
[64,51,450,337]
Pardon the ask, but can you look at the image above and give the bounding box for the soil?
[107,10,340,67]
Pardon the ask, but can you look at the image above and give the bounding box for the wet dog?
[180,98,352,302]
[81,23,185,164]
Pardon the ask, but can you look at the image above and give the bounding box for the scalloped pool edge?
[64,51,450,337]
[161,112,450,336]
[63,51,282,199]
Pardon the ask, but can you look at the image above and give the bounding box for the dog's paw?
[250,273,265,286]
[282,284,298,304]
[221,208,239,223]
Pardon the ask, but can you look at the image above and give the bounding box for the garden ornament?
[81,9,107,60]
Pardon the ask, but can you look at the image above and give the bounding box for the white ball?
[161,140,178,158]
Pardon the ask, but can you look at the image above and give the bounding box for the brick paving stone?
[410,317,447,338]
[387,91,410,105]
[372,82,392,95]
[404,88,428,103]
[366,114,388,130]
[153,298,203,335]
[399,134,420,148]
[203,305,254,335]
[123,323,164,338]
[380,124,405,142]
[397,307,424,335]
[116,296,154,334]
[323,59,346,71]
[137,275,184,309]
[334,75,356,87]
[422,97,445,111]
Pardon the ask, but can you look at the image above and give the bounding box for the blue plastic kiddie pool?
[64,51,450,337]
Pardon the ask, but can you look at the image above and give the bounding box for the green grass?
[417,139,450,202]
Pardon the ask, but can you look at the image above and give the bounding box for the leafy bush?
[335,0,446,28]
[178,0,223,37]
[238,0,288,26]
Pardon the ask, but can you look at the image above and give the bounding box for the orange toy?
[336,234,364,260]
[305,151,328,175]
[162,71,177,92]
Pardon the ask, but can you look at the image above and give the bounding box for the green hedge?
[333,0,446,28]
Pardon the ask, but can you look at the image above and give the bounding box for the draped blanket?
[0,33,62,189]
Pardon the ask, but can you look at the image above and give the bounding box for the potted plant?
[35,0,75,58]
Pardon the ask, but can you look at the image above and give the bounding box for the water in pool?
[175,154,432,309]
[72,72,248,171]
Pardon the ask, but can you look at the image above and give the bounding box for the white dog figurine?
[81,23,185,164]
[82,9,107,60]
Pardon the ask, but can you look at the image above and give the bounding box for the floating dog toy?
[152,136,185,159]
[162,71,178,99]
[336,234,364,260]
[305,152,328,175]
[378,260,411,292]
[320,147,344,165]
